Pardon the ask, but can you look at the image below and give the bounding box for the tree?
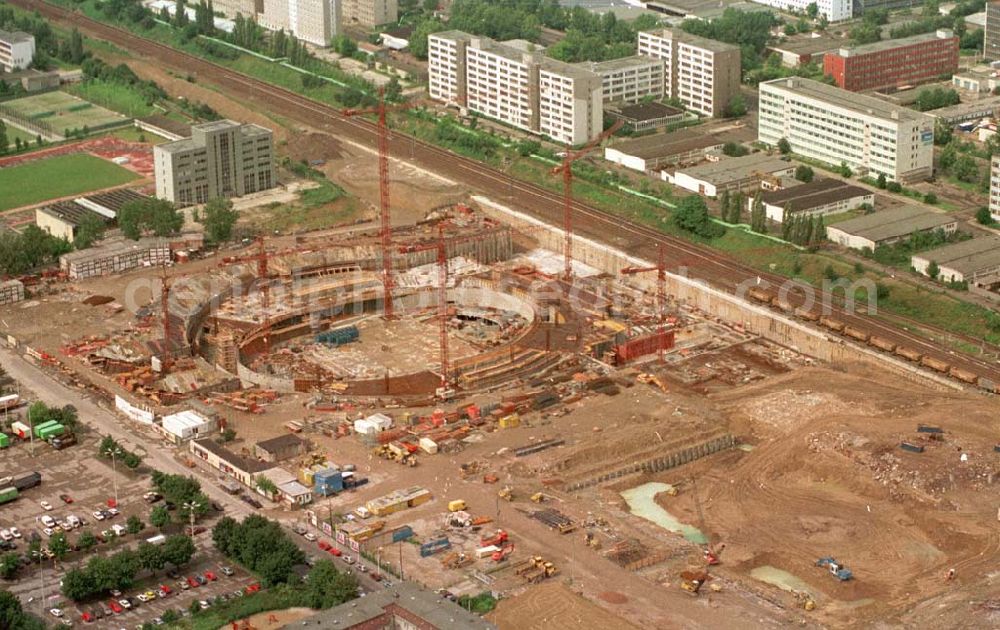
[924,192,938,204]
[0,553,20,580]
[926,260,940,279]
[722,142,748,157]
[137,543,165,573]
[151,505,171,530]
[0,590,46,630]
[212,516,239,556]
[724,93,747,118]
[673,195,725,238]
[162,535,196,568]
[255,475,278,498]
[976,206,996,225]
[200,197,238,243]
[189,599,203,615]
[161,609,179,624]
[69,27,85,64]
[304,560,358,608]
[952,155,980,183]
[794,165,814,182]
[78,530,97,552]
[777,137,791,155]
[875,173,887,189]
[838,162,853,178]
[49,532,69,560]
[750,191,766,233]
[118,199,184,239]
[127,515,145,535]
[422,0,438,11]
[332,34,357,57]
[934,121,953,146]
[886,181,902,193]
[729,191,744,224]
[718,189,731,222]
[384,77,402,102]
[850,23,881,45]
[806,2,819,19]
[74,212,106,249]
[914,87,960,112]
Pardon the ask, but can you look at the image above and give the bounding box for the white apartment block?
[758,77,934,183]
[583,56,666,104]
[636,28,741,118]
[0,30,35,72]
[155,120,276,206]
[990,155,1000,222]
[430,33,602,145]
[748,0,852,22]
[341,0,397,27]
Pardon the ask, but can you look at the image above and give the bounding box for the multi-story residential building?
[758,77,934,183]
[748,0,852,21]
[990,155,1000,222]
[636,28,740,117]
[0,30,34,72]
[259,0,339,46]
[341,0,397,28]
[988,2,1000,60]
[853,0,922,14]
[427,31,472,106]
[212,0,261,19]
[823,30,958,92]
[582,56,666,104]
[154,120,276,205]
[538,60,603,145]
[464,38,543,136]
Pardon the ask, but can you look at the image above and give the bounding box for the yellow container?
[499,413,520,429]
[448,499,467,512]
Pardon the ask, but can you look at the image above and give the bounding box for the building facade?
[823,30,958,93]
[341,0,397,27]
[749,0,852,21]
[636,28,741,117]
[987,2,1000,60]
[990,155,1000,222]
[583,56,666,104]
[758,77,935,182]
[427,30,471,106]
[155,120,275,205]
[0,30,34,72]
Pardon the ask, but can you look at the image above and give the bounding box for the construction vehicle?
[480,529,509,547]
[483,473,499,484]
[584,531,602,550]
[530,492,546,503]
[491,544,515,562]
[372,444,418,467]
[691,478,724,566]
[498,486,513,502]
[439,551,472,569]
[680,570,711,595]
[816,557,853,581]
[520,556,558,583]
[447,499,467,513]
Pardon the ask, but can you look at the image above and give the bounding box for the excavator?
[584,531,602,550]
[680,570,711,595]
[481,529,508,547]
[498,486,513,502]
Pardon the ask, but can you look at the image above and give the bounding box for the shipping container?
[11,472,41,491]
[37,424,66,440]
[0,433,8,449]
[475,545,500,558]
[899,442,925,453]
[0,487,18,505]
[146,534,167,546]
[10,421,29,439]
[419,437,438,454]
[916,425,943,434]
[32,420,59,438]
[499,414,520,430]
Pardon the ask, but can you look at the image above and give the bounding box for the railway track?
[14,0,1000,389]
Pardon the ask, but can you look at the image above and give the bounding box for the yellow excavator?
[498,486,513,502]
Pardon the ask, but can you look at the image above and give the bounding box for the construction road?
[10,0,1000,388]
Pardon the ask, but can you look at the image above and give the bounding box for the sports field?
[0,153,138,211]
[0,91,129,137]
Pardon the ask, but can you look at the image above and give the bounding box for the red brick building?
[823,30,959,92]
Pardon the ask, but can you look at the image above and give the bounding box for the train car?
[819,317,845,333]
[920,356,950,374]
[747,287,775,304]
[868,336,897,353]
[843,326,870,343]
[771,296,795,313]
[948,367,978,384]
[894,346,923,363]
[795,307,820,322]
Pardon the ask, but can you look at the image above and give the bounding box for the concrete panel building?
[581,56,666,105]
[0,280,25,307]
[825,205,957,250]
[0,30,34,72]
[427,31,472,107]
[664,153,796,197]
[155,120,275,206]
[823,30,958,93]
[59,237,171,280]
[758,77,935,183]
[748,0,852,21]
[637,28,741,118]
[341,0,397,28]
[987,2,1000,61]
[752,178,875,223]
[912,237,1000,283]
[992,155,1000,222]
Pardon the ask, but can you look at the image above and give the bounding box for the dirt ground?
[487,582,639,630]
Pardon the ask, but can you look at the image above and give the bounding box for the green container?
[0,487,17,504]
[32,420,58,438]
[38,424,65,440]
[0,433,9,448]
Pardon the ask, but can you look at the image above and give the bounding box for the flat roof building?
[986,2,1000,61]
[991,155,1000,222]
[0,30,34,72]
[637,28,741,118]
[748,0,852,21]
[912,236,1000,283]
[155,120,275,206]
[59,237,171,280]
[754,178,875,223]
[824,30,958,93]
[604,128,724,172]
[253,434,308,463]
[605,101,685,133]
[825,205,957,250]
[35,189,147,242]
[341,0,397,28]
[158,409,217,444]
[928,97,1000,125]
[759,77,935,183]
[767,36,839,68]
[190,438,270,487]
[664,153,796,197]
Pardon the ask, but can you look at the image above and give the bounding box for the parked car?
[92,511,105,521]
[198,600,210,610]
[109,600,122,614]
[304,532,317,542]
[244,583,261,595]
[9,527,20,538]
[187,577,199,588]
[118,599,131,610]
[40,501,53,511]
[0,530,12,541]
[195,575,207,586]
[204,571,217,582]
[317,541,331,551]
[40,516,55,528]
[220,566,234,577]
[143,492,162,503]
[49,609,63,618]
[80,611,94,623]
[59,494,73,504]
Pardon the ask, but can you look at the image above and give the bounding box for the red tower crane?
[550,120,623,281]
[436,224,450,392]
[620,243,669,363]
[342,90,415,320]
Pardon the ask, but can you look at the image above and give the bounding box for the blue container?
[392,525,414,543]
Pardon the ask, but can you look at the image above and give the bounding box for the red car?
[204,571,217,582]
[245,583,261,595]
[159,584,172,595]
[187,576,199,588]
[328,547,342,557]
[80,612,94,623]
[317,540,331,551]
[109,601,123,614]
[59,494,73,504]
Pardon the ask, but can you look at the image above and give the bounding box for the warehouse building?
[636,28,741,118]
[0,280,25,306]
[605,101,685,133]
[35,189,147,242]
[0,30,34,72]
[664,153,796,197]
[759,77,935,183]
[912,236,1000,283]
[951,65,1000,93]
[155,120,275,206]
[190,438,270,487]
[156,409,218,445]
[604,128,724,172]
[253,434,308,463]
[825,205,957,251]
[753,179,875,223]
[823,30,958,93]
[59,237,171,280]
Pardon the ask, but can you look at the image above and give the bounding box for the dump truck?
[816,557,853,581]
[680,570,711,595]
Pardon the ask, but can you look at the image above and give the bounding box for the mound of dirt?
[82,295,115,306]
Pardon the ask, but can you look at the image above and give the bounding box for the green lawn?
[3,124,39,146]
[67,79,155,117]
[0,153,138,211]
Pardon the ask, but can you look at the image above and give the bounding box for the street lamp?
[106,446,123,508]
[182,501,203,536]
[30,548,44,617]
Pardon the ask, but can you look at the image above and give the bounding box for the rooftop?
[768,35,841,56]
[255,433,306,454]
[675,153,793,185]
[640,27,740,53]
[0,30,33,44]
[927,97,1000,120]
[761,77,934,124]
[611,101,684,122]
[830,206,956,242]
[584,55,664,73]
[37,202,109,228]
[835,30,955,57]
[913,236,1000,275]
[761,178,873,210]
[298,581,497,630]
[192,438,271,474]
[36,189,146,226]
[607,128,722,159]
[139,114,192,138]
[60,237,168,264]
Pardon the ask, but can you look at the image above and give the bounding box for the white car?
[49,608,63,618]
[40,501,53,511]
[0,530,12,541]
[118,599,131,610]
[107,508,120,517]
[41,515,56,528]
[92,511,105,521]
[67,515,81,528]
[42,528,54,537]
[136,593,152,603]
[9,527,21,538]
[111,524,126,537]
[303,533,317,542]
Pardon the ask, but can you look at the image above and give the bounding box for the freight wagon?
[746,287,776,304]
[795,307,820,322]
[10,472,40,492]
[0,487,18,505]
[843,326,870,343]
[868,336,896,353]
[894,346,923,362]
[920,356,951,373]
[948,367,978,384]
[819,317,845,333]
